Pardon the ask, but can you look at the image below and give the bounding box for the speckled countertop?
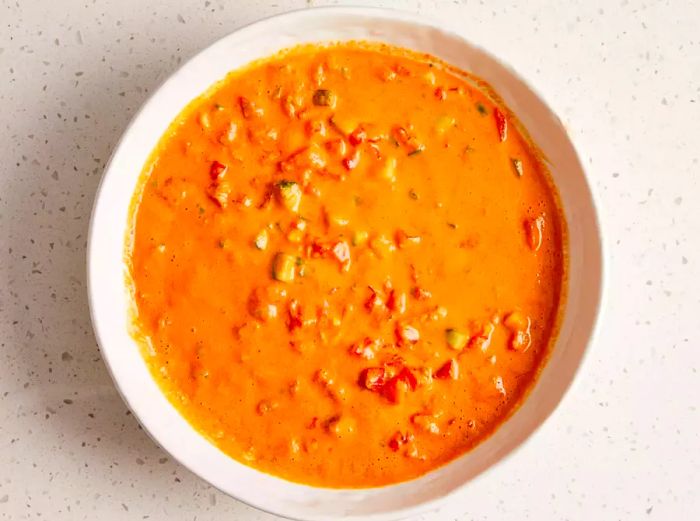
[1,0,698,519]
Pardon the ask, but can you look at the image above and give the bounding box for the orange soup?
[128,43,566,487]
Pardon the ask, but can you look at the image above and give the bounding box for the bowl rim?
[86,5,607,520]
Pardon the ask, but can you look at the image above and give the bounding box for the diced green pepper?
[445,328,468,350]
[276,180,302,212]
[352,230,369,246]
[312,89,336,107]
[435,115,456,134]
[272,253,296,282]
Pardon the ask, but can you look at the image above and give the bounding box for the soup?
[128,43,566,487]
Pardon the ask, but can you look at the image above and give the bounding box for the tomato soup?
[128,43,566,487]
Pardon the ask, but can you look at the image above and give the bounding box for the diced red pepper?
[287,299,304,332]
[308,238,351,269]
[349,337,376,359]
[309,239,330,258]
[388,431,410,451]
[412,287,432,300]
[435,359,459,380]
[494,107,507,142]
[364,287,383,312]
[382,358,404,380]
[388,432,402,451]
[348,127,367,146]
[210,160,227,180]
[396,367,418,390]
[382,375,409,404]
[342,149,361,170]
[387,290,407,314]
[359,367,385,391]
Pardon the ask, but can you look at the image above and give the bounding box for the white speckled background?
[1,0,698,519]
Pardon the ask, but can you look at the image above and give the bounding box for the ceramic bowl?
[87,7,604,520]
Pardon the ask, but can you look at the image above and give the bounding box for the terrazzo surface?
[1,0,699,519]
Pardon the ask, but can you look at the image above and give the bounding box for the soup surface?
[129,43,566,487]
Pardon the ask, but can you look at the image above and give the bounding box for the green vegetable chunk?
[312,89,336,107]
[445,328,469,350]
[272,253,296,282]
[276,180,302,212]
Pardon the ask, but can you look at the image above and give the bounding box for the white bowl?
[87,7,604,521]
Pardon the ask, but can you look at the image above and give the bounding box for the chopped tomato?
[435,359,459,380]
[386,290,407,314]
[210,160,227,180]
[349,337,376,359]
[309,239,330,258]
[359,367,385,391]
[382,375,409,404]
[348,126,367,145]
[364,287,384,312]
[396,367,418,390]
